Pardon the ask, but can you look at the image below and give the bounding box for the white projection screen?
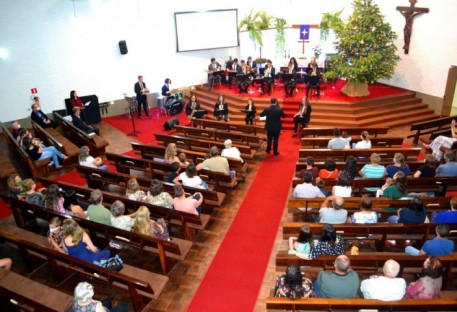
[174,9,239,52]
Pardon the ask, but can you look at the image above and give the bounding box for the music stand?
[193,110,207,119]
[124,96,140,136]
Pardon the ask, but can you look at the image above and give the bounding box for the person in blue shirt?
[386,153,410,178]
[432,197,457,224]
[436,151,457,177]
[405,224,455,256]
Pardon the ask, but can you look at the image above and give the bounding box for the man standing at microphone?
[134,75,150,119]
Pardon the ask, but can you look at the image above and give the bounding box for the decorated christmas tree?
[321,0,400,96]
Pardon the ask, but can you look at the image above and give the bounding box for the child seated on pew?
[47,217,67,254]
[288,225,316,259]
[178,152,190,167]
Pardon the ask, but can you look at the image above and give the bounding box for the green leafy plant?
[275,17,287,53]
[239,10,264,48]
[239,10,281,49]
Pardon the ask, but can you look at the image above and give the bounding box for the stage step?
[192,85,439,130]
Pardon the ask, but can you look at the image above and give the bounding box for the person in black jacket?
[260,98,285,156]
[30,104,58,129]
[72,107,100,135]
[134,75,150,119]
[292,97,312,137]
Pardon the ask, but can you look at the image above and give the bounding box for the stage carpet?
[212,79,408,103]
[187,131,299,311]
[103,110,190,144]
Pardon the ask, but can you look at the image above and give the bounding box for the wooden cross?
[292,24,319,55]
[396,0,429,54]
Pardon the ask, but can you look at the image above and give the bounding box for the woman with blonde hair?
[132,206,168,240]
[354,131,371,149]
[125,178,146,202]
[359,153,386,178]
[79,145,108,170]
[63,218,110,263]
[7,173,24,199]
[164,143,181,164]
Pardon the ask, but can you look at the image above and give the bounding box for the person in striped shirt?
[359,153,386,178]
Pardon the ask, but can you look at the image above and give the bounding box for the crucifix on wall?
[396,0,429,54]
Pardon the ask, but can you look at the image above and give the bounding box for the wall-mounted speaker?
[118,40,128,55]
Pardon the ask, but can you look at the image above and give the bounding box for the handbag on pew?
[94,254,124,272]
[150,218,170,241]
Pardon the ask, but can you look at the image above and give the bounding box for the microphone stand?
[125,96,140,136]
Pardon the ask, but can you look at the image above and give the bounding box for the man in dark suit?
[72,107,100,135]
[260,98,285,156]
[260,59,276,95]
[134,75,150,119]
[30,104,58,129]
[228,58,243,89]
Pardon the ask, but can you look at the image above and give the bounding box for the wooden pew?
[295,160,426,174]
[266,297,457,312]
[408,115,455,144]
[131,142,248,179]
[5,196,192,274]
[131,141,207,163]
[31,120,79,161]
[301,136,405,148]
[0,268,73,312]
[154,133,256,161]
[0,145,17,189]
[0,225,168,312]
[38,178,209,241]
[54,112,109,157]
[1,121,51,179]
[106,152,238,190]
[274,251,457,289]
[74,165,225,213]
[352,177,457,197]
[300,127,389,138]
[192,118,267,138]
[287,197,453,220]
[281,222,438,251]
[298,147,421,161]
[174,125,264,149]
[106,152,171,180]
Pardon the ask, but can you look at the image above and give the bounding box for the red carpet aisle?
[187,131,299,311]
[103,110,190,144]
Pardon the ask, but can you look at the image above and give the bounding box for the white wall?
[1,0,456,122]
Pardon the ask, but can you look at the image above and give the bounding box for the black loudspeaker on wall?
[118,40,128,55]
[163,118,179,131]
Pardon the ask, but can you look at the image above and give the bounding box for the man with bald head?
[319,195,348,224]
[360,259,406,300]
[315,255,360,298]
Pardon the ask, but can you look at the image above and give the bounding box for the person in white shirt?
[360,259,406,301]
[173,162,208,189]
[353,131,372,149]
[78,146,108,170]
[332,171,352,197]
[328,128,350,149]
[293,172,325,198]
[221,139,243,162]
